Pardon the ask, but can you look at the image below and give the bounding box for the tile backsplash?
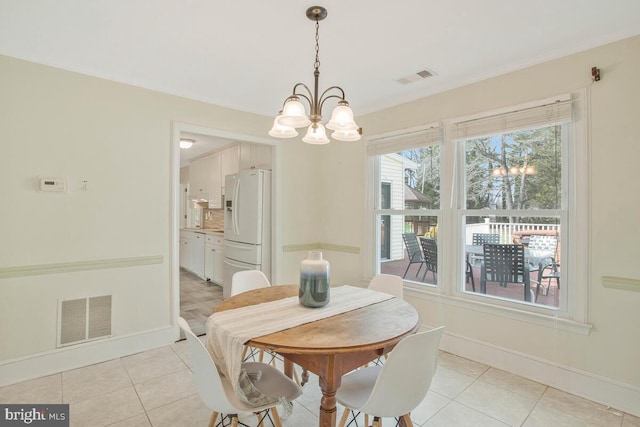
[203,209,224,229]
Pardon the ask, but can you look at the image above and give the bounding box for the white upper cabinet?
[189,143,270,207]
[239,142,272,171]
[207,152,222,209]
[221,145,239,181]
[189,156,209,197]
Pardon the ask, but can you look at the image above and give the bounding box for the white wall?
[1,34,639,415]
[0,55,282,378]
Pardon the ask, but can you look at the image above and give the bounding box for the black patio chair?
[528,235,560,301]
[465,259,476,292]
[419,237,438,282]
[472,233,500,245]
[401,233,425,279]
[469,233,500,267]
[480,243,533,302]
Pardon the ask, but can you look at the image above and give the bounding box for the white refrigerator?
[223,169,271,298]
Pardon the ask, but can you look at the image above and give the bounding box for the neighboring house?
[379,154,418,261]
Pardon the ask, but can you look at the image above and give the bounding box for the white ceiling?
[2,1,639,126]
[179,132,236,167]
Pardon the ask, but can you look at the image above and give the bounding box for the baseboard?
[0,325,176,388]
[439,329,640,417]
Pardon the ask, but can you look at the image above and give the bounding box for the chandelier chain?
[314,19,321,72]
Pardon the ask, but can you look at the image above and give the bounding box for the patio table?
[213,284,420,427]
[465,245,553,266]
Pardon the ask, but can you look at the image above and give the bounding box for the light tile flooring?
[3,272,637,426]
[1,341,638,427]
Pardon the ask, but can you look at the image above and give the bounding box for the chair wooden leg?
[400,414,414,426]
[365,414,370,427]
[208,411,218,427]
[271,407,282,427]
[338,408,350,427]
[258,349,265,363]
[241,345,249,361]
[230,414,239,427]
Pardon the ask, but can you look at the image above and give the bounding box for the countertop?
[181,227,224,235]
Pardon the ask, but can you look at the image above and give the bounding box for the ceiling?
[178,132,237,167]
[2,1,640,133]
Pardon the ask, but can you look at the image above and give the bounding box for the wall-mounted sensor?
[39,176,68,192]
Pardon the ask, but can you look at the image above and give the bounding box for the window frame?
[365,92,591,333]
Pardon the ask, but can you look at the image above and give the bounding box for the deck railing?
[465,222,560,244]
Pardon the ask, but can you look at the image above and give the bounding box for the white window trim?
[365,90,591,334]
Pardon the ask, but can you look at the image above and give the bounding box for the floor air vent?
[58,295,112,347]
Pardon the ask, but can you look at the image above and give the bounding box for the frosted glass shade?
[268,115,298,138]
[179,138,195,149]
[332,128,361,142]
[326,104,358,131]
[302,123,330,144]
[279,98,311,128]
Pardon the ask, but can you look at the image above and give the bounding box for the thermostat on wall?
[39,176,68,192]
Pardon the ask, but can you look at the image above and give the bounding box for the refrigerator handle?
[232,179,240,236]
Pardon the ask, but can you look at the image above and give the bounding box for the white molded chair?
[177,317,302,427]
[337,326,445,427]
[231,270,273,363]
[230,270,271,297]
[230,270,303,385]
[368,274,404,299]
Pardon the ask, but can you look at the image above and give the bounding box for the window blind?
[367,126,442,156]
[451,98,572,140]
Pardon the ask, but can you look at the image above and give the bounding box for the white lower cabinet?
[180,230,205,279]
[205,234,224,284]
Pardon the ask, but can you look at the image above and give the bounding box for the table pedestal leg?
[318,376,337,427]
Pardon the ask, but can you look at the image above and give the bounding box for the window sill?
[404,284,592,336]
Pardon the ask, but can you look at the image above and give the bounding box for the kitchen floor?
[179,269,223,336]
[1,342,637,427]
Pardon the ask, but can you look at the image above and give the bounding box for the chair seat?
[242,362,302,404]
[336,365,381,411]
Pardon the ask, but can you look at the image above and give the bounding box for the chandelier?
[268,6,361,144]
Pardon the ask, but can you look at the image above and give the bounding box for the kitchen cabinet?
[189,143,269,207]
[179,236,189,268]
[221,145,239,183]
[239,142,272,171]
[207,153,222,209]
[205,233,224,284]
[180,230,205,279]
[188,156,209,198]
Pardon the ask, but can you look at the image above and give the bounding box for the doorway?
[171,123,275,340]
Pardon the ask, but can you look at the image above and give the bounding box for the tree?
[463,125,562,222]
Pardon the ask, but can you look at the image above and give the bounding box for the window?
[368,126,442,286]
[368,94,588,325]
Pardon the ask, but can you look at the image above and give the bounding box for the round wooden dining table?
[214,284,420,427]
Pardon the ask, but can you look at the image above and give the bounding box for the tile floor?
[1,341,638,427]
[4,272,636,426]
[179,269,223,336]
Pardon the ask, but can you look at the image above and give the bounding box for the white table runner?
[205,285,393,405]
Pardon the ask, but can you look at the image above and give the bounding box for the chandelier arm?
[319,85,346,101]
[318,93,347,115]
[289,83,313,109]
